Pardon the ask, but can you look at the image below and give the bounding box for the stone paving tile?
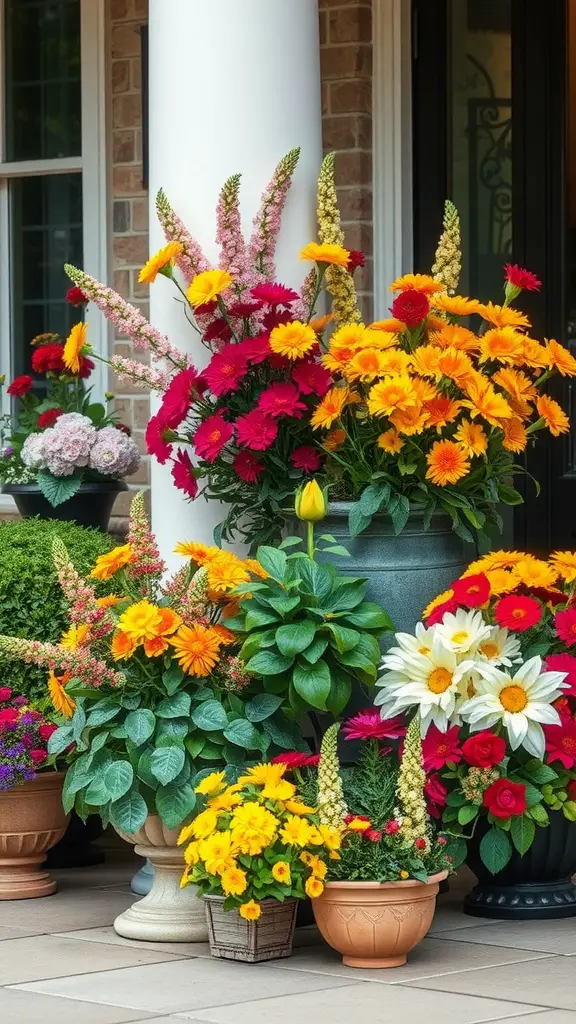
[0,924,47,940]
[0,889,133,934]
[405,955,575,1010]
[54,926,204,957]
[0,987,159,1023]
[0,933,185,985]
[488,1015,576,1024]
[434,918,576,955]
[12,958,355,1015]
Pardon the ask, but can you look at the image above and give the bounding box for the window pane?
[10,174,83,378]
[5,0,81,160]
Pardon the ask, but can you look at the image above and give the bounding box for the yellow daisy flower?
[138,241,183,284]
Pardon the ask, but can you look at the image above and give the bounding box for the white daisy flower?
[459,656,568,759]
[435,608,491,655]
[474,626,522,668]
[386,622,436,660]
[375,633,475,734]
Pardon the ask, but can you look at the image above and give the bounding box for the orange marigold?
[367,375,418,418]
[536,394,570,436]
[423,395,461,428]
[323,428,347,451]
[437,347,475,387]
[546,338,576,377]
[502,417,528,453]
[300,242,350,267]
[411,344,442,378]
[269,321,317,360]
[311,387,350,430]
[430,294,481,316]
[369,318,406,333]
[518,338,551,369]
[429,324,479,353]
[389,273,444,294]
[426,440,470,486]
[346,348,390,382]
[111,629,137,661]
[389,403,430,436]
[90,543,135,580]
[170,623,222,676]
[492,367,537,402]
[454,419,488,457]
[477,302,531,329]
[377,428,404,453]
[206,554,250,594]
[462,376,513,426]
[479,327,524,365]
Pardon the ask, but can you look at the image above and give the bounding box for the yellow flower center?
[209,429,221,442]
[499,684,528,713]
[480,642,499,659]
[418,645,431,656]
[452,630,469,645]
[428,667,453,694]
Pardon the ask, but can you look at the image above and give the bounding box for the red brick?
[322,114,371,150]
[132,269,149,298]
[337,186,372,220]
[131,57,142,91]
[113,94,142,128]
[320,0,363,7]
[342,221,373,256]
[319,9,328,45]
[321,82,330,116]
[133,398,151,429]
[113,165,145,196]
[112,59,130,93]
[110,0,131,20]
[133,0,148,18]
[334,149,372,187]
[113,398,135,428]
[329,6,371,43]
[113,270,130,295]
[113,129,135,163]
[113,234,149,266]
[321,43,371,79]
[354,258,373,293]
[330,78,371,114]
[112,24,141,59]
[132,198,149,232]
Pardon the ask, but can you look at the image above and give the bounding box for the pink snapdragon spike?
[110,355,172,392]
[52,537,111,630]
[247,148,300,280]
[0,636,124,689]
[155,188,210,284]
[127,491,166,587]
[216,173,255,290]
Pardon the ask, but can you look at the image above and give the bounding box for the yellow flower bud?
[295,479,327,522]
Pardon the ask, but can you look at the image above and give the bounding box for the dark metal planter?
[465,812,576,919]
[3,481,127,532]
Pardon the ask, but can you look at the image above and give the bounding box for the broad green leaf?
[255,546,287,580]
[223,719,262,749]
[84,775,111,807]
[386,493,411,535]
[325,579,367,612]
[479,826,512,874]
[345,602,395,631]
[245,650,293,676]
[156,783,196,829]
[263,715,309,751]
[325,670,351,715]
[301,635,329,663]
[498,483,524,505]
[86,702,121,727]
[162,663,185,695]
[103,760,134,801]
[191,700,228,731]
[47,725,73,756]
[198,739,226,760]
[510,814,536,856]
[522,762,558,785]
[275,620,316,657]
[245,693,284,722]
[457,805,478,826]
[267,595,301,616]
[326,623,360,653]
[293,659,331,710]
[150,745,185,785]
[110,788,148,834]
[348,501,371,537]
[137,749,158,789]
[36,469,82,507]
[320,545,350,558]
[359,482,390,516]
[528,803,550,826]
[184,735,206,759]
[156,692,191,719]
[155,718,189,744]
[125,709,155,746]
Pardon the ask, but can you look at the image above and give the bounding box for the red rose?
[384,819,400,835]
[0,687,12,702]
[462,731,506,769]
[31,343,65,374]
[424,773,448,818]
[66,286,88,306]
[29,748,48,766]
[414,837,427,850]
[7,375,33,396]
[483,777,526,819]
[390,289,430,328]
[38,408,63,429]
[39,723,57,741]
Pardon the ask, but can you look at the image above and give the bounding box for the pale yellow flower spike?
[317,152,361,326]
[431,200,462,296]
[396,714,429,848]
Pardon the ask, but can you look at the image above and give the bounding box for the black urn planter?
[465,811,576,920]
[3,481,128,532]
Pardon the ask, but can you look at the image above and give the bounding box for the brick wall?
[319,0,373,322]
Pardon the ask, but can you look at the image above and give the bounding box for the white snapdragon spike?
[474,626,522,668]
[375,632,475,734]
[435,608,492,655]
[459,656,569,759]
[386,622,436,660]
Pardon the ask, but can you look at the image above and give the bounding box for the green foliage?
[0,517,113,701]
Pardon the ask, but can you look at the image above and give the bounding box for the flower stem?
[307,521,315,561]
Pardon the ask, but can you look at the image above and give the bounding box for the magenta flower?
[342,708,406,742]
[193,415,234,463]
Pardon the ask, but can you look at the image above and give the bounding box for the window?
[0,0,106,394]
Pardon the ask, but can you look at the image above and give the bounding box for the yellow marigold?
[238,763,286,787]
[411,376,438,403]
[243,558,269,580]
[285,799,316,815]
[183,840,201,865]
[221,865,248,896]
[370,317,407,333]
[477,301,531,329]
[411,344,442,378]
[206,554,250,594]
[269,320,317,360]
[239,899,261,920]
[187,269,233,308]
[323,427,347,451]
[389,273,443,294]
[493,367,537,402]
[272,861,291,884]
[454,419,488,457]
[279,814,315,847]
[549,551,576,584]
[90,543,135,580]
[230,802,279,855]
[519,338,552,369]
[537,394,570,436]
[261,779,296,801]
[170,623,222,677]
[47,670,76,718]
[138,241,183,284]
[195,770,226,796]
[300,851,314,867]
[305,876,325,899]
[430,294,481,316]
[346,348,389,382]
[546,338,576,377]
[509,395,534,422]
[63,322,89,373]
[111,629,137,661]
[190,808,219,840]
[367,374,418,417]
[426,314,447,331]
[462,376,513,426]
[426,440,470,486]
[377,349,413,375]
[209,790,243,813]
[173,541,223,564]
[400,870,410,880]
[118,599,163,643]
[317,824,342,851]
[60,623,90,650]
[361,329,398,350]
[437,347,475,387]
[430,324,479,353]
[331,322,370,348]
[311,386,350,430]
[307,855,327,879]
[96,594,122,609]
[377,428,404,453]
[513,556,558,589]
[472,550,525,571]
[423,588,454,619]
[479,327,525,365]
[347,817,371,832]
[199,831,238,875]
[389,404,430,436]
[424,395,461,429]
[483,568,518,595]
[300,241,350,267]
[502,416,528,453]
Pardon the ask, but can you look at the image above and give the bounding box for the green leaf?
[137,749,158,789]
[125,709,155,746]
[293,659,331,710]
[86,702,121,727]
[348,501,372,537]
[156,692,191,719]
[191,700,228,731]
[326,623,360,653]
[344,602,394,631]
[150,745,185,785]
[103,760,134,801]
[245,650,293,676]
[198,740,225,760]
[36,470,82,507]
[528,803,550,826]
[162,663,185,695]
[86,402,106,426]
[263,715,309,751]
[326,670,352,715]
[245,606,280,630]
[223,719,262,749]
[359,482,390,516]
[510,815,536,856]
[458,805,479,826]
[245,693,284,722]
[267,595,300,616]
[184,735,206,759]
[386,493,410,535]
[522,762,558,785]
[479,826,512,874]
[301,635,329,663]
[275,620,316,657]
[110,788,148,834]
[62,754,94,811]
[325,579,367,612]
[278,536,303,550]
[84,774,111,807]
[524,783,544,808]
[156,783,196,829]
[47,725,73,756]
[155,718,188,744]
[255,546,287,581]
[320,545,350,558]
[498,483,524,506]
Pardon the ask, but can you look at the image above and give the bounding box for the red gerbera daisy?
[192,415,234,464]
[341,708,406,742]
[425,596,459,626]
[194,300,218,317]
[31,343,65,374]
[160,367,202,426]
[504,264,542,293]
[203,346,248,397]
[544,717,576,768]
[262,308,295,333]
[422,724,463,771]
[145,412,174,464]
[250,283,299,307]
[171,448,199,499]
[526,586,566,606]
[203,318,233,344]
[257,382,306,420]
[495,594,542,632]
[291,360,332,397]
[290,446,322,473]
[555,608,576,647]
[424,774,448,819]
[270,751,319,769]
[391,289,430,327]
[236,334,272,365]
[37,408,63,429]
[78,356,94,379]
[66,286,88,306]
[233,450,265,483]
[451,573,491,608]
[546,654,576,697]
[235,410,278,451]
[228,300,265,318]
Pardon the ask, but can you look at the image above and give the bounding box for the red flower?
[250,283,299,307]
[236,334,272,365]
[526,586,566,606]
[414,837,427,851]
[235,410,278,451]
[0,708,19,727]
[194,300,218,317]
[31,343,66,374]
[462,730,506,769]
[365,829,382,843]
[554,697,572,720]
[483,777,526,819]
[257,382,306,419]
[390,289,430,327]
[451,573,491,608]
[228,300,265,318]
[384,819,400,835]
[342,708,406,742]
[145,413,174,464]
[39,723,57,741]
[546,654,576,697]
[38,408,63,429]
[115,423,132,435]
[555,608,576,647]
[344,813,371,825]
[504,264,542,292]
[290,446,322,473]
[568,780,576,801]
[0,687,12,702]
[233,450,265,483]
[270,751,319,769]
[203,346,248,397]
[193,415,234,464]
[422,724,462,771]
[171,448,199,499]
[29,749,47,766]
[424,773,448,818]
[544,717,576,768]
[66,286,88,306]
[7,375,33,396]
[160,367,201,427]
[203,318,233,344]
[291,360,332,397]
[495,594,542,632]
[262,308,294,333]
[78,356,95,379]
[425,596,459,626]
[347,250,366,273]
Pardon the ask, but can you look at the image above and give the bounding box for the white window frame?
[0,0,108,463]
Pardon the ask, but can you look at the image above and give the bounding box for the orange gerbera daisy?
[300,242,350,267]
[389,404,429,435]
[170,623,222,676]
[323,427,346,451]
[437,347,475,387]
[206,555,250,594]
[243,558,270,580]
[462,376,513,426]
[369,318,406,333]
[143,635,170,658]
[173,540,222,564]
[96,594,122,609]
[537,394,570,435]
[502,417,528,453]
[477,302,531,329]
[156,607,183,636]
[377,349,413,375]
[118,600,163,642]
[549,550,576,584]
[63,322,89,373]
[111,629,137,661]
[430,324,479,353]
[269,321,317,360]
[411,344,442,378]
[479,327,524,365]
[424,395,461,428]
[346,348,389,382]
[367,375,418,417]
[546,338,576,376]
[430,294,481,316]
[90,543,135,581]
[138,241,183,284]
[309,313,333,334]
[411,376,439,403]
[47,670,76,718]
[518,338,551,369]
[426,440,470,486]
[389,273,444,294]
[311,387,350,430]
[514,556,558,589]
[377,428,404,453]
[454,419,488,457]
[492,367,537,402]
[483,568,518,595]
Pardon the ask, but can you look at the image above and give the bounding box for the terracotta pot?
[113,815,207,942]
[205,895,297,963]
[312,872,447,968]
[0,772,68,900]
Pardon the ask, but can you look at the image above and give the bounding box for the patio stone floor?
[1,860,575,1023]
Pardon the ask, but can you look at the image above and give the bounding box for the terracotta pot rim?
[0,771,66,794]
[323,871,448,890]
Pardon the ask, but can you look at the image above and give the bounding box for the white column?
[147,0,322,566]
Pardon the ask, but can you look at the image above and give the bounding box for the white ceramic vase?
[113,816,207,942]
